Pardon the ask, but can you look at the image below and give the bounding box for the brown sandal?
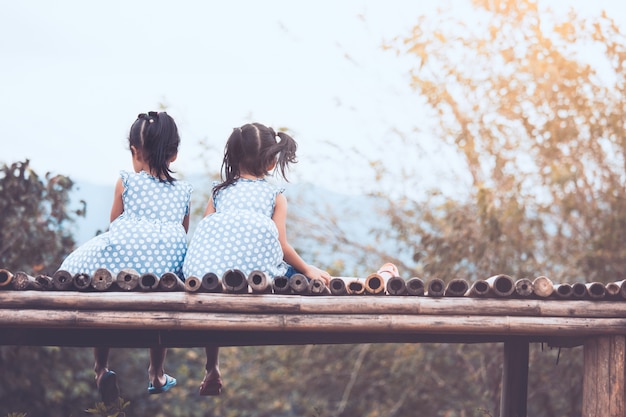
[199,377,222,396]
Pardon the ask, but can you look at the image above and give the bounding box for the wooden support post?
[583,336,626,417]
[500,338,529,417]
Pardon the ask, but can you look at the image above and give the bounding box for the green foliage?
[85,397,130,417]
[0,160,84,275]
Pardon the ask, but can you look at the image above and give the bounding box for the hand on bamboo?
[302,265,331,286]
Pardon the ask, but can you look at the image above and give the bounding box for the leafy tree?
[0,160,84,275]
[376,0,626,284]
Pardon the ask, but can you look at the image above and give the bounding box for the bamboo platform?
[1,268,625,416]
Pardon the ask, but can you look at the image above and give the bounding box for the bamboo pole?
[406,277,425,296]
[92,268,115,291]
[202,272,222,293]
[4,308,626,337]
[605,281,621,298]
[6,291,626,318]
[329,278,347,296]
[159,272,185,292]
[532,276,554,298]
[247,270,272,294]
[444,279,469,297]
[309,278,330,295]
[346,279,365,295]
[514,278,533,298]
[485,274,515,297]
[289,274,310,295]
[571,282,587,299]
[426,278,445,297]
[586,282,606,300]
[52,270,74,291]
[116,269,140,291]
[222,270,248,294]
[272,276,291,294]
[35,275,54,290]
[73,273,93,291]
[13,271,37,290]
[553,283,573,300]
[139,272,160,291]
[466,279,490,297]
[0,269,13,289]
[619,280,626,300]
[386,276,407,296]
[184,275,203,293]
[364,273,386,295]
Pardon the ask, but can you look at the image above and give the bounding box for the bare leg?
[94,346,110,384]
[94,346,119,404]
[199,345,222,396]
[148,347,168,388]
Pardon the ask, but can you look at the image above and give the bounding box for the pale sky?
[2,0,625,196]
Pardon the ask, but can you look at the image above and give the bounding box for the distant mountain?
[69,179,402,276]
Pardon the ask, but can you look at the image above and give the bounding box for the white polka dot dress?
[183,178,288,279]
[60,171,192,278]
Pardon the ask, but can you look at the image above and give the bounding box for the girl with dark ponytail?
[184,122,331,396]
[59,111,191,401]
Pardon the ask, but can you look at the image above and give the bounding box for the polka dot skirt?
[183,179,288,279]
[60,171,192,278]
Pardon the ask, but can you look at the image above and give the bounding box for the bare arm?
[203,196,216,217]
[182,209,190,233]
[110,178,124,222]
[272,193,331,284]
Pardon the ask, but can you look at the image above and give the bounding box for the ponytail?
[128,112,180,183]
[213,122,299,199]
[273,131,297,180]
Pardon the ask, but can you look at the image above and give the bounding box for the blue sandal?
[148,374,177,394]
[98,370,120,404]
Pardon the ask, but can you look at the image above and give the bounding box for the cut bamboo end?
[247,270,271,294]
[0,269,14,288]
[222,269,248,293]
[386,276,407,296]
[52,270,74,291]
[272,276,291,294]
[309,278,330,295]
[365,273,386,295]
[585,282,606,300]
[485,274,515,297]
[159,272,184,291]
[346,279,365,295]
[532,276,554,298]
[184,275,203,293]
[201,273,222,293]
[553,283,573,299]
[138,272,160,291]
[514,278,534,297]
[406,277,425,296]
[35,275,54,290]
[73,273,93,291]
[426,278,445,297]
[116,269,140,291]
[329,278,347,296]
[466,280,490,297]
[444,279,469,297]
[571,282,587,299]
[289,274,310,295]
[92,268,114,291]
[13,271,37,290]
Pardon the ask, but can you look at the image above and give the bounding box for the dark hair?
[213,122,297,198]
[128,111,180,183]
